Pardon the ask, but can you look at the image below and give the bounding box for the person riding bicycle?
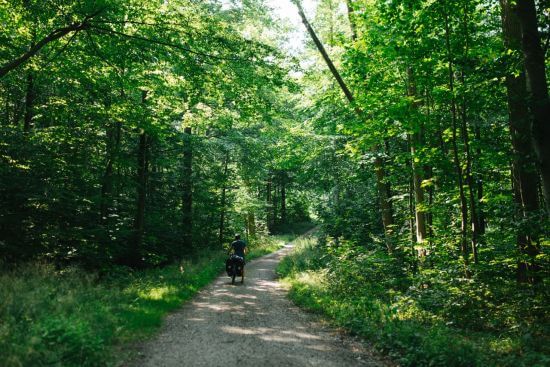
[227,234,247,284]
[230,234,247,263]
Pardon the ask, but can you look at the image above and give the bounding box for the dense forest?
[1,0,549,366]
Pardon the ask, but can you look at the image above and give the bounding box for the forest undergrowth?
[0,228,308,367]
[1,0,550,365]
[278,234,549,367]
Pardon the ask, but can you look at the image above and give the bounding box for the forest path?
[129,232,388,367]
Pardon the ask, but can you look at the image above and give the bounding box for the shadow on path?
[130,234,389,367]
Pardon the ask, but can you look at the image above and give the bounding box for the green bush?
[278,235,549,367]
[0,252,223,366]
[0,229,305,367]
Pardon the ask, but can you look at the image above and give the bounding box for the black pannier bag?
[226,254,244,277]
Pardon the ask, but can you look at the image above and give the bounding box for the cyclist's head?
[234,234,241,240]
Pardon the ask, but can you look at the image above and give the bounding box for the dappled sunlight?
[138,286,175,300]
[134,231,375,367]
[191,301,246,312]
[185,317,205,322]
[221,326,267,335]
[220,325,328,345]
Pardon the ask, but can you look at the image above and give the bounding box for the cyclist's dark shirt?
[231,239,246,258]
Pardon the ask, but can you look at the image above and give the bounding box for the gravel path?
[130,234,390,367]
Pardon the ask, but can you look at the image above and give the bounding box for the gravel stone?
[129,239,391,367]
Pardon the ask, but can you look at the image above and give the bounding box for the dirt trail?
[130,234,389,367]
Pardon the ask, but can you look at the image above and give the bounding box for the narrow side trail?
[129,233,389,367]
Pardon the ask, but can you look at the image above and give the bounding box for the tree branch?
[0,8,104,79]
[292,0,356,106]
[0,23,86,78]
[89,25,243,63]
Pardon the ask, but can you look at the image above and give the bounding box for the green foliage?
[0,255,222,366]
[1,0,549,365]
[0,229,297,367]
[0,0,308,267]
[278,234,550,367]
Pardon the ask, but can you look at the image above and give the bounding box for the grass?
[277,235,550,367]
[0,252,224,367]
[0,224,314,367]
[244,221,316,260]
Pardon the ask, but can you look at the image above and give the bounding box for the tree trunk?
[131,90,149,267]
[407,68,428,248]
[281,172,287,224]
[100,119,121,225]
[3,88,9,125]
[294,1,354,104]
[182,126,193,250]
[294,0,395,251]
[247,212,256,238]
[345,0,357,41]
[374,154,394,253]
[23,72,34,132]
[474,123,486,234]
[409,170,418,274]
[513,0,550,211]
[266,177,273,232]
[427,166,434,241]
[459,6,479,263]
[218,152,229,246]
[460,97,479,263]
[444,10,470,267]
[273,183,279,226]
[500,0,541,282]
[424,90,435,245]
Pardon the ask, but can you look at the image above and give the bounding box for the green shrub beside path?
[277,235,549,367]
[0,229,309,367]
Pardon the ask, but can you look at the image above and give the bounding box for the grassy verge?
[0,252,224,367]
[0,226,314,367]
[247,235,287,259]
[247,222,316,259]
[277,235,549,367]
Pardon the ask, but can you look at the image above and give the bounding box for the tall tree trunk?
[427,166,434,241]
[407,68,428,248]
[273,183,279,226]
[294,1,354,103]
[4,88,10,126]
[218,152,229,246]
[293,0,394,251]
[281,171,287,224]
[345,0,357,41]
[474,123,486,234]
[460,97,479,263]
[408,173,418,273]
[23,72,34,132]
[424,89,435,245]
[513,0,550,211]
[135,113,148,235]
[444,10,470,267]
[247,212,256,238]
[500,0,541,282]
[374,154,394,253]
[182,126,193,251]
[23,26,36,132]
[131,90,149,267]
[100,119,121,225]
[459,6,479,263]
[266,177,273,232]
